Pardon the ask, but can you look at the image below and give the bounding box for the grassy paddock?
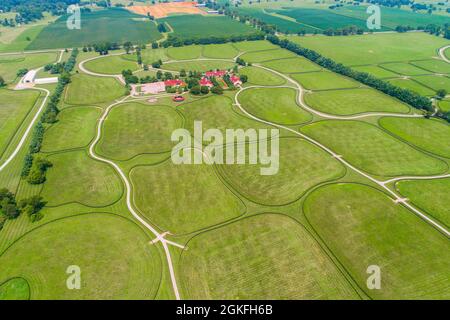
[41,106,101,153]
[301,120,448,177]
[387,78,435,96]
[379,117,450,158]
[163,60,235,72]
[166,45,202,60]
[64,74,124,105]
[131,156,245,235]
[239,66,286,86]
[220,137,345,205]
[42,151,123,207]
[180,214,359,299]
[291,71,360,90]
[0,213,162,299]
[97,102,183,160]
[0,278,29,300]
[232,40,278,52]
[396,178,450,228]
[304,183,450,299]
[238,87,311,125]
[286,33,449,66]
[240,49,296,63]
[83,55,139,75]
[0,89,40,158]
[202,43,238,59]
[304,88,410,115]
[261,57,321,73]
[380,62,431,76]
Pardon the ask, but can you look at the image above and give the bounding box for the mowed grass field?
[0,89,40,158]
[379,117,450,158]
[163,60,235,72]
[41,151,123,207]
[239,66,286,86]
[291,71,360,90]
[159,15,256,39]
[240,48,296,63]
[387,78,436,96]
[238,87,311,125]
[180,214,359,299]
[131,156,245,235]
[27,8,162,50]
[396,178,450,228]
[0,214,162,299]
[166,45,202,60]
[64,74,124,105]
[301,120,447,177]
[219,137,345,205]
[286,33,449,66]
[304,183,450,299]
[41,106,102,153]
[0,52,58,83]
[202,43,238,59]
[0,278,29,300]
[97,102,183,160]
[261,57,321,73]
[178,95,273,137]
[83,55,139,75]
[304,88,410,115]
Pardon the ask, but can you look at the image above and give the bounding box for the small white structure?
[23,70,37,84]
[35,77,59,85]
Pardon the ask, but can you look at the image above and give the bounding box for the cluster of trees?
[266,35,445,120]
[159,33,265,48]
[0,76,5,87]
[21,48,79,182]
[16,68,28,77]
[157,23,167,33]
[122,69,138,85]
[44,62,65,74]
[151,59,163,68]
[0,188,46,229]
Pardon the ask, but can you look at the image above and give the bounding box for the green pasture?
[166,45,202,60]
[387,78,436,96]
[304,88,410,115]
[261,57,321,73]
[380,63,431,76]
[0,52,58,83]
[301,120,448,177]
[180,214,359,299]
[396,178,450,228]
[291,71,360,90]
[239,66,286,86]
[83,55,139,75]
[232,40,278,52]
[379,117,450,158]
[238,87,311,125]
[352,65,399,78]
[0,214,162,299]
[304,183,450,299]
[413,75,450,92]
[410,59,450,74]
[41,106,102,153]
[131,156,245,235]
[202,43,238,59]
[240,49,296,63]
[220,137,345,205]
[64,74,124,105]
[0,278,29,300]
[41,151,123,207]
[97,102,182,160]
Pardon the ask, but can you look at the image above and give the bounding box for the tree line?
[21,48,79,186]
[266,35,450,122]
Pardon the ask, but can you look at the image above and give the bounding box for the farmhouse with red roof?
[230,75,242,86]
[199,77,214,88]
[164,79,186,87]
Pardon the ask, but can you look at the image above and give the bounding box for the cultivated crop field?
[0,32,449,301]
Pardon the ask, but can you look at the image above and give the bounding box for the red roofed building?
[164,79,186,87]
[205,70,226,78]
[230,75,242,86]
[199,77,214,88]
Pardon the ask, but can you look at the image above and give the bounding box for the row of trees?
[266,35,446,119]
[21,48,79,185]
[159,33,265,48]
